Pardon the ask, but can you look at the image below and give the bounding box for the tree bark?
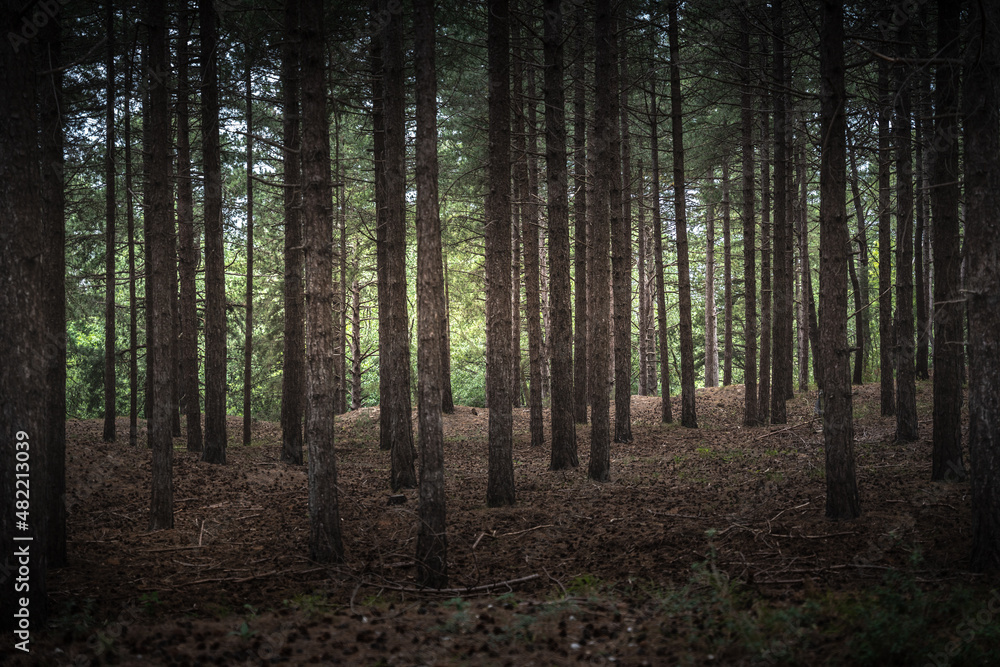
[281,0,304,465]
[486,0,515,506]
[740,1,758,426]
[201,0,227,464]
[914,17,931,382]
[637,159,649,395]
[414,0,448,587]
[301,0,344,563]
[650,62,671,424]
[796,142,810,391]
[705,196,718,387]
[572,11,589,424]
[848,142,870,385]
[770,0,791,424]
[545,0,579,465]
[722,158,733,387]
[243,55,254,446]
[758,53,772,426]
[103,0,117,443]
[125,26,139,448]
[818,0,860,521]
[877,56,895,417]
[964,0,1000,572]
[930,0,965,482]
[613,25,632,442]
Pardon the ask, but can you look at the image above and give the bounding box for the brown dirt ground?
[6,381,998,666]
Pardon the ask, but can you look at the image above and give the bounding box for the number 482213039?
[14,430,29,526]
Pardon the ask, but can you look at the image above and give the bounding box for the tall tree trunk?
[964,0,1000,572]
[201,0,227,464]
[637,159,649,396]
[301,0,344,563]
[350,267,363,410]
[847,231,862,382]
[372,0,390,444]
[38,8,67,569]
[486,0,515,506]
[877,56,895,416]
[740,1,758,426]
[705,196,718,387]
[796,143,810,391]
[588,0,614,482]
[382,0,416,489]
[770,0,790,424]
[281,0,304,464]
[103,0,117,443]
[613,26,632,442]
[572,11,589,424]
[649,69,672,423]
[528,72,550,404]
[668,1,697,429]
[758,57,772,426]
[337,115,349,416]
[414,0,448,587]
[147,0,175,529]
[511,167,523,408]
[545,0,579,464]
[125,27,139,448]
[894,19,919,443]
[930,0,965,481]
[177,5,202,453]
[818,0,860,521]
[914,16,931,382]
[848,142,870,385]
[243,56,254,446]
[722,158,733,387]
[441,249,455,413]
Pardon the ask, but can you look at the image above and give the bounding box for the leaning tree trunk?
[818,0,860,521]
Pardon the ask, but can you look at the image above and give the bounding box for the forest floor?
[7,380,1000,666]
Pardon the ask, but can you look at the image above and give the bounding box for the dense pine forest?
[2,0,1000,664]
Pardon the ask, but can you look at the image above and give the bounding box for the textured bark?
[818,0,860,521]
[545,0,579,465]
[486,0,515,506]
[301,0,344,563]
[441,250,455,414]
[572,12,589,424]
[740,1,758,426]
[722,159,733,387]
[337,127,348,416]
[243,57,254,447]
[668,1,697,429]
[637,159,650,396]
[414,0,448,587]
[382,0,416,489]
[201,0,227,464]
[848,143,869,385]
[930,0,965,482]
[371,0,389,446]
[511,162,523,409]
[125,33,139,448]
[612,26,632,442]
[350,269,363,410]
[893,20,918,443]
[705,197,718,387]
[177,5,202,453]
[103,0,117,443]
[649,74,672,424]
[964,0,1000,572]
[529,77,550,404]
[281,0,304,465]
[513,23,544,449]
[770,0,790,424]
[877,57,895,417]
[796,144,810,391]
[914,19,931,382]
[147,0,175,530]
[589,0,614,481]
[758,64,771,426]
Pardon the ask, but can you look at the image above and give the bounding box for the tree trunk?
[337,119,349,416]
[914,20,931,382]
[103,0,117,443]
[572,10,588,424]
[243,56,254,446]
[588,0,614,482]
[770,0,790,424]
[545,0,579,465]
[848,142,870,385]
[486,0,515,506]
[177,5,202,453]
[649,69,672,424]
[350,267,363,410]
[441,249,455,414]
[147,0,175,529]
[930,0,965,482]
[414,0,448,587]
[125,26,139,448]
[722,158,733,387]
[637,159,649,396]
[201,0,227,464]
[613,26,632,442]
[893,19,918,443]
[818,0,860,521]
[669,1,697,429]
[758,54,771,426]
[705,196,718,387]
[796,142,810,391]
[877,56,895,417]
[382,0,416,490]
[301,0,344,563]
[964,0,1000,572]
[740,1,758,426]
[281,0,304,464]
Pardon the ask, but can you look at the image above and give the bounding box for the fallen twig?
[754,419,819,441]
[372,573,541,596]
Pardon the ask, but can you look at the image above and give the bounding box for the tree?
[589,0,614,481]
[758,45,771,426]
[893,17,918,443]
[668,0,697,429]
[648,66,672,424]
[705,194,718,387]
[877,56,894,417]
[414,0,448,587]
[964,0,1000,572]
[486,0,516,506]
[301,0,344,563]
[740,1,758,427]
[572,7,588,425]
[722,159,733,386]
[770,0,791,424]
[201,0,227,464]
[612,20,632,443]
[818,0,859,521]
[177,3,203,453]
[280,0,304,465]
[103,0,116,443]
[929,0,965,482]
[544,0,579,467]
[243,53,255,447]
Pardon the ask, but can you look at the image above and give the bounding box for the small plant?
[566,573,601,597]
[229,620,257,640]
[139,591,163,617]
[284,592,332,617]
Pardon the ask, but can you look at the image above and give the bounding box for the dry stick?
[176,566,326,588]
[370,573,541,596]
[754,418,819,441]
